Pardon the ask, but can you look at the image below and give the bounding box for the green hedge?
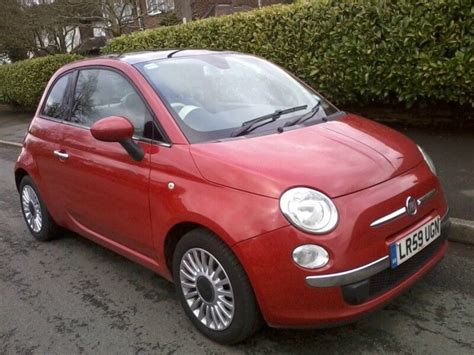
[0,54,82,109]
[103,0,473,107]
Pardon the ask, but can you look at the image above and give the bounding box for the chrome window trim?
[370,189,437,227]
[305,209,449,288]
[38,115,173,148]
[156,141,172,148]
[38,114,88,130]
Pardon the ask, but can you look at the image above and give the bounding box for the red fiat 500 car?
[15,50,450,344]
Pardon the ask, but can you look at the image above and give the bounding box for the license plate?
[389,216,441,269]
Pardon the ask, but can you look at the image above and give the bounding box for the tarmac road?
[1,144,474,354]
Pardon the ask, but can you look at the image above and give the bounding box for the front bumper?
[232,163,449,327]
[307,211,450,305]
[234,219,449,327]
[305,211,450,288]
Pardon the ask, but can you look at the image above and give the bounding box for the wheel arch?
[163,218,240,278]
[164,222,218,277]
[164,222,198,276]
[15,168,29,191]
[14,162,62,228]
[15,152,41,192]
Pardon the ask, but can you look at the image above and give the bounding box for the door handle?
[53,150,69,161]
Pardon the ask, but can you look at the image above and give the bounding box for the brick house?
[173,0,286,22]
[137,0,176,28]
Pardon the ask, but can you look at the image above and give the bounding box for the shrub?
[0,54,83,110]
[103,0,473,107]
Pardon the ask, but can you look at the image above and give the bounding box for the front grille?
[367,235,446,299]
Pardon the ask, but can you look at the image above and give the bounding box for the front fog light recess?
[292,244,329,269]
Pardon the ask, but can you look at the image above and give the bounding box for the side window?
[70,69,152,137]
[42,73,72,119]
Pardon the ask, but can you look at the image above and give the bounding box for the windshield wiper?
[231,105,308,137]
[281,101,322,128]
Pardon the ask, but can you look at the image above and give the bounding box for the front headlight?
[280,187,338,233]
[417,145,437,176]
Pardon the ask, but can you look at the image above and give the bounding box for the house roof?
[74,36,107,55]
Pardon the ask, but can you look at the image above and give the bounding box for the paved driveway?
[1,145,474,354]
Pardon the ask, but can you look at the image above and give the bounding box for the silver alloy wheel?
[179,248,235,331]
[21,185,42,233]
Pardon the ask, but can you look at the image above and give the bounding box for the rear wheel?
[19,176,59,241]
[172,228,263,344]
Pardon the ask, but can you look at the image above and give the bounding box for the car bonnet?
[189,113,422,199]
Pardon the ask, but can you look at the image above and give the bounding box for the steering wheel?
[171,102,186,112]
[171,102,200,121]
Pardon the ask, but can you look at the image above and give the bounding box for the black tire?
[19,176,60,241]
[172,228,263,344]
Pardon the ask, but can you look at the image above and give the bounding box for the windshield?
[136,53,338,143]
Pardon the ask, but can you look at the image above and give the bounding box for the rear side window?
[70,69,152,137]
[42,73,72,119]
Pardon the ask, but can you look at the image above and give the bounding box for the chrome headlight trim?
[279,187,338,234]
[417,145,437,176]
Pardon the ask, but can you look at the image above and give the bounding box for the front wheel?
[172,229,263,344]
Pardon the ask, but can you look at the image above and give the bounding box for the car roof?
[102,49,233,65]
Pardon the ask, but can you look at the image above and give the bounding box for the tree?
[0,0,35,61]
[0,0,78,60]
[0,0,145,61]
[54,0,145,38]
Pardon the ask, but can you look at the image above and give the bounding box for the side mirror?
[91,116,133,142]
[91,116,144,161]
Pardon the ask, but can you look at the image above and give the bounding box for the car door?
[30,72,75,223]
[55,67,155,257]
